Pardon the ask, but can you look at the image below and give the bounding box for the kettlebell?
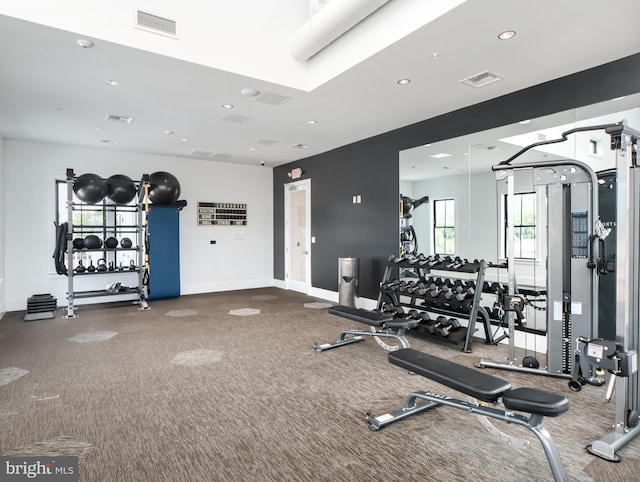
[129,259,136,271]
[108,261,115,272]
[75,260,86,273]
[87,259,96,273]
[97,258,107,272]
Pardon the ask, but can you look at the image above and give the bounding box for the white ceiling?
[1,0,639,167]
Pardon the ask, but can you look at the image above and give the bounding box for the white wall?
[0,136,5,317]
[3,140,274,311]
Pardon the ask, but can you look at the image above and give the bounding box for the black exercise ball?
[148,171,180,205]
[72,238,85,249]
[104,236,119,249]
[106,174,137,204]
[120,237,133,249]
[84,234,102,250]
[74,173,108,204]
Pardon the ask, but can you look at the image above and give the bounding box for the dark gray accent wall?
[274,53,640,300]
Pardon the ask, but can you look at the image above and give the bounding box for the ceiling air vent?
[136,10,177,38]
[290,143,312,150]
[255,92,292,107]
[212,153,233,160]
[191,150,213,158]
[222,114,251,124]
[106,114,135,124]
[255,138,278,146]
[460,70,504,88]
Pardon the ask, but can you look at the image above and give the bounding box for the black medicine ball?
[104,236,119,249]
[120,237,133,249]
[84,235,102,249]
[72,238,85,249]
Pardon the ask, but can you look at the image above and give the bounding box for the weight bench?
[366,348,569,482]
[314,306,418,352]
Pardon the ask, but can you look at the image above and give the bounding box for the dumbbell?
[406,282,426,294]
[426,316,452,336]
[381,279,402,290]
[445,318,461,330]
[380,303,405,317]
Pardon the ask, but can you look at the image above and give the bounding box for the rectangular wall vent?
[460,70,504,88]
[136,10,177,38]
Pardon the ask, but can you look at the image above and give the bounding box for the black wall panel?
[274,53,640,300]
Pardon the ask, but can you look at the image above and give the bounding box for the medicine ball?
[104,236,119,249]
[148,171,180,205]
[72,238,85,249]
[74,173,108,204]
[106,174,137,204]
[84,234,102,249]
[120,237,133,249]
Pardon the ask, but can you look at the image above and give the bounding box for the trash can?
[338,257,359,307]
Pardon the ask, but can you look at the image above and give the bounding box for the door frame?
[284,179,311,293]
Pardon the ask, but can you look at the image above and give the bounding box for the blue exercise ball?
[74,173,107,204]
[148,171,180,205]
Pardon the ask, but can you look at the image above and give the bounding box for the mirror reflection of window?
[433,199,455,255]
[506,192,536,259]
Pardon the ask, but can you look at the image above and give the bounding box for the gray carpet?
[1,288,639,481]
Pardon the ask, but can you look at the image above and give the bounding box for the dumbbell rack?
[376,255,495,352]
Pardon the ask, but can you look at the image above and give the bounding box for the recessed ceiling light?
[498,30,516,40]
[105,80,119,86]
[611,96,626,101]
[76,39,94,48]
[430,153,451,158]
[180,138,188,142]
[518,119,531,125]
[240,88,260,97]
[250,147,257,151]
[222,104,234,109]
[397,79,410,85]
[307,120,317,125]
[164,130,174,135]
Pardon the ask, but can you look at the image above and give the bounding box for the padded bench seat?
[389,348,510,403]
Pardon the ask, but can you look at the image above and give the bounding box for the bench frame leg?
[366,390,568,482]
[314,329,410,352]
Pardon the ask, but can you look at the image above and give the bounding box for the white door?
[284,179,311,293]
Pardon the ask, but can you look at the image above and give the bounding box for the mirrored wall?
[398,93,640,338]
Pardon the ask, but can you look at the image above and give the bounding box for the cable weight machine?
[476,121,640,463]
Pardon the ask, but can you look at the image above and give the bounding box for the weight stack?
[24,294,57,321]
